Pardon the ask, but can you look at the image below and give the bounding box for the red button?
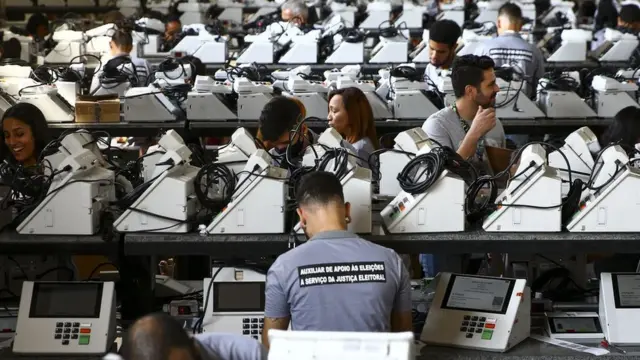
[80,328,91,334]
[485,324,495,329]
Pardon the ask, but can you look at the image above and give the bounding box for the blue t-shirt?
[264,230,412,332]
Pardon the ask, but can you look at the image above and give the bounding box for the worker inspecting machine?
[262,171,412,349]
[281,0,310,26]
[592,4,640,49]
[473,2,545,99]
[118,313,267,360]
[257,96,317,169]
[90,29,152,95]
[327,87,379,165]
[424,20,462,90]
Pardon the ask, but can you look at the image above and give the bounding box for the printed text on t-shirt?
[297,262,387,287]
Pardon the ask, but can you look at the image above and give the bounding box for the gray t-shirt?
[474,32,545,98]
[352,137,376,169]
[422,106,506,174]
[195,333,268,360]
[264,230,412,332]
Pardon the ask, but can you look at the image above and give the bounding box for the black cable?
[194,163,236,213]
[193,266,223,334]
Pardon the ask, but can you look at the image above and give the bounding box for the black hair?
[498,2,523,22]
[295,171,344,207]
[579,0,597,19]
[595,0,618,30]
[2,38,21,59]
[0,103,51,163]
[450,55,495,98]
[103,10,126,25]
[600,106,640,148]
[26,13,48,37]
[166,14,182,25]
[181,55,205,83]
[111,29,133,48]
[429,20,462,47]
[120,313,202,360]
[258,96,303,142]
[620,4,640,24]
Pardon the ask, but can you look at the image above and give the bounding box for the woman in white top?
[327,87,379,168]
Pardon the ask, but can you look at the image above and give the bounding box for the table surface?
[123,230,640,256]
[0,338,635,359]
[0,231,119,255]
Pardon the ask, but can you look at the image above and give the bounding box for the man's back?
[265,230,411,332]
[474,33,544,97]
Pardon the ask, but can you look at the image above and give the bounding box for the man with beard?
[257,96,316,169]
[261,171,412,349]
[424,20,462,90]
[422,55,505,175]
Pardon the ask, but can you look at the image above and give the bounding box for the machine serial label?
[297,262,387,287]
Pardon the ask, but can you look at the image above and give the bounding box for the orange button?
[399,203,405,211]
[485,324,495,329]
[80,328,91,334]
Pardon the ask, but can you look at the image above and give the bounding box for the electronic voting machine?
[202,267,266,342]
[421,273,530,352]
[599,272,640,345]
[13,281,117,355]
[544,312,604,343]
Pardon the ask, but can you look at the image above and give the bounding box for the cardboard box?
[75,95,121,123]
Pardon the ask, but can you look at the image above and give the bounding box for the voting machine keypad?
[460,316,495,340]
[242,317,263,340]
[54,322,92,346]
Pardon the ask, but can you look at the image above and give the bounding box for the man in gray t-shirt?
[422,55,506,175]
[262,171,413,349]
[423,20,462,91]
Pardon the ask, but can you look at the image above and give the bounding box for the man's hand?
[469,107,496,138]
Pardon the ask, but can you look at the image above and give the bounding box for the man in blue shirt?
[262,171,412,349]
[119,313,267,360]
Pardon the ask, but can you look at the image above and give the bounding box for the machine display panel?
[441,275,515,314]
[612,274,640,308]
[213,282,265,312]
[548,317,602,334]
[29,282,103,318]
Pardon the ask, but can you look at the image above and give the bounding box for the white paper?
[446,276,511,312]
[530,334,610,356]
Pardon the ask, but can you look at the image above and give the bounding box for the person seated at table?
[160,15,182,52]
[26,13,49,40]
[90,29,151,95]
[118,312,267,360]
[257,96,317,169]
[600,106,640,155]
[1,103,52,166]
[327,87,379,166]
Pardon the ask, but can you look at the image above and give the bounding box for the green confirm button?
[481,330,493,340]
[79,335,90,345]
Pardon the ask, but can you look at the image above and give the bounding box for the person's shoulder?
[426,106,454,122]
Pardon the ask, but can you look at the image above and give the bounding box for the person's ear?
[344,202,351,223]
[296,208,306,227]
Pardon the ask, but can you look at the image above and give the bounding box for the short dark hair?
[111,29,133,47]
[120,313,201,360]
[166,14,182,25]
[429,20,461,47]
[620,4,640,24]
[498,2,523,22]
[258,96,303,142]
[451,55,495,98]
[295,171,344,207]
[600,106,640,148]
[26,13,48,37]
[0,103,51,163]
[2,38,21,59]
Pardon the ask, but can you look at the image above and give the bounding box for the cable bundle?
[397,146,476,195]
[194,163,236,213]
[316,147,352,181]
